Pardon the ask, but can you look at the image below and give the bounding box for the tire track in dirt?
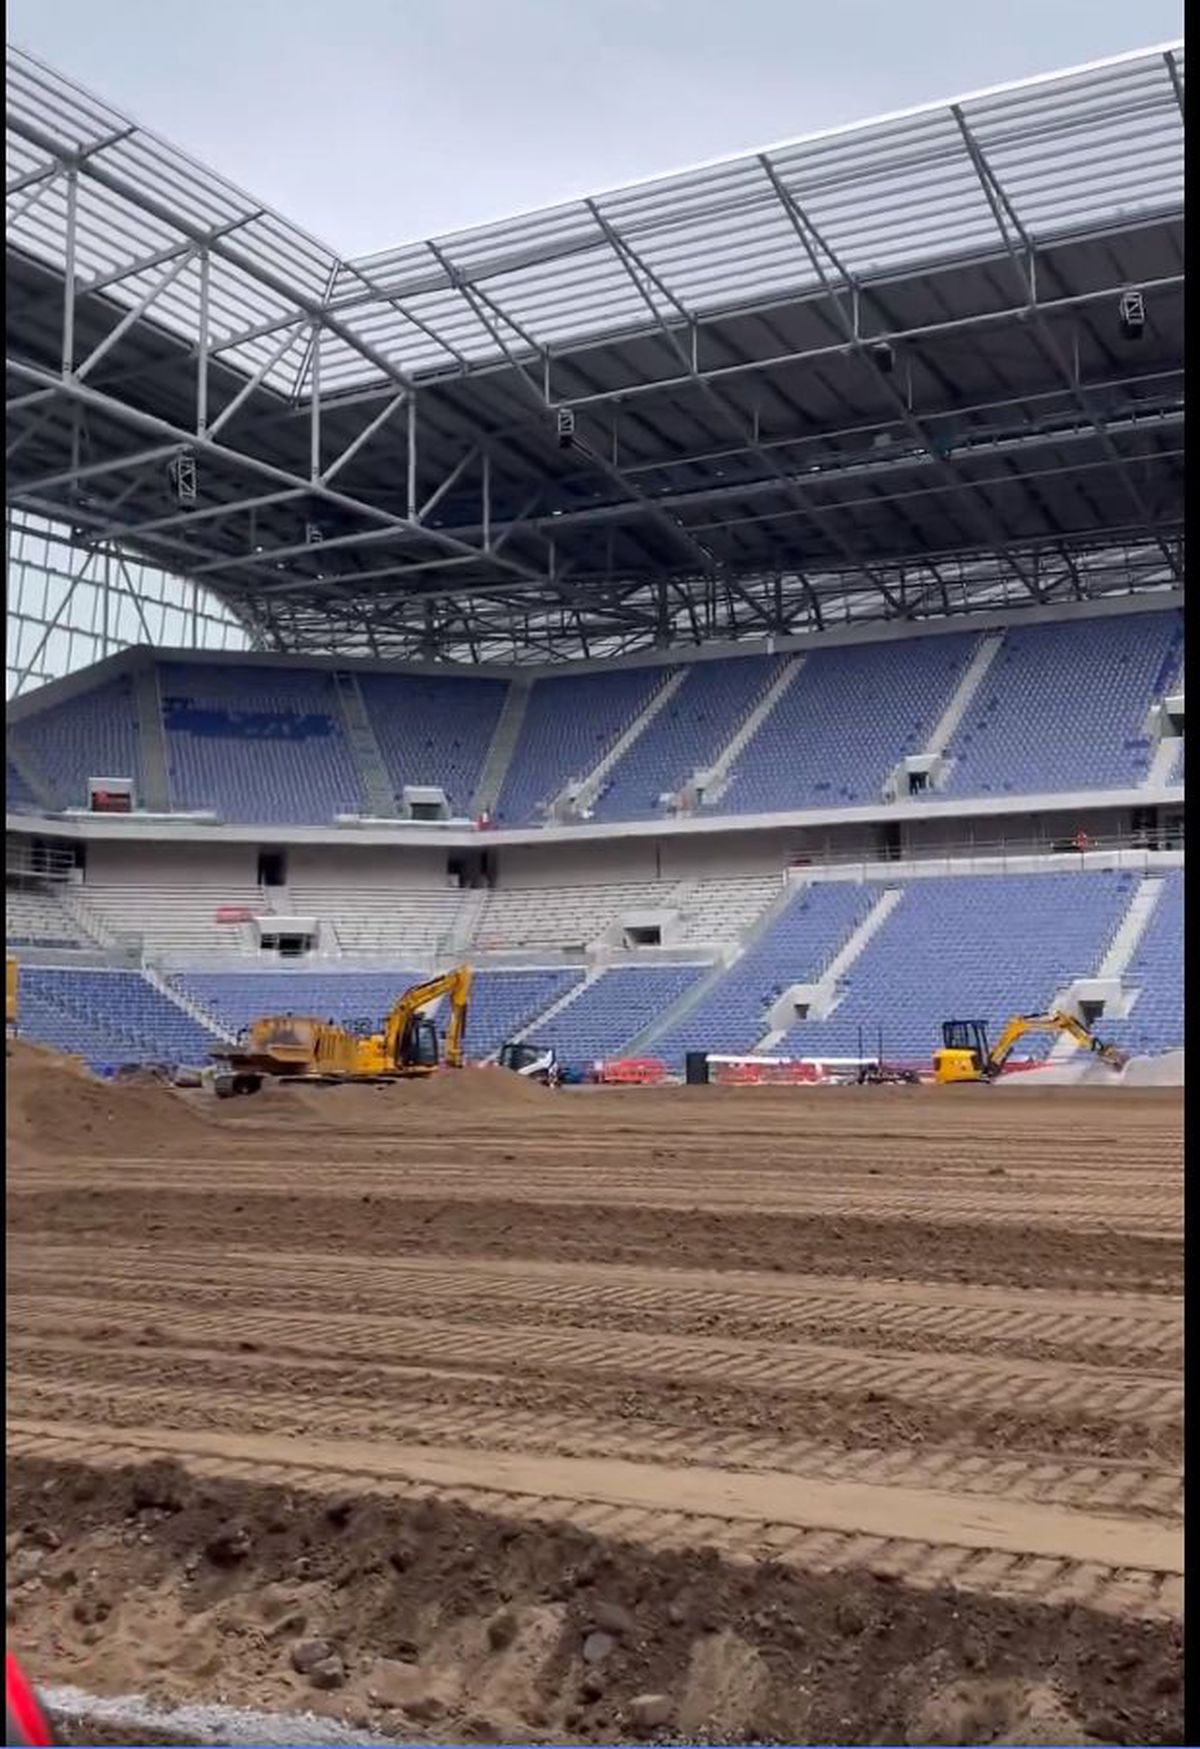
[14,1240,1181,1320]
[10,1156,1182,1230]
[8,1370,1182,1522]
[7,1248,1183,1371]
[9,1295,1180,1424]
[7,1281,1182,1474]
[7,1188,1182,1292]
[7,1420,1184,1623]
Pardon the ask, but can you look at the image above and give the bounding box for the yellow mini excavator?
[933,1011,1129,1084]
[210,965,473,1097]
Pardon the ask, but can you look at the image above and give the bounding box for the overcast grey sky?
[7,0,1185,256]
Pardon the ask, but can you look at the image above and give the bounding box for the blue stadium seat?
[160,664,365,824]
[18,968,221,1070]
[9,678,142,810]
[942,613,1182,797]
[657,883,876,1065]
[781,871,1136,1061]
[358,673,508,817]
[496,667,669,823]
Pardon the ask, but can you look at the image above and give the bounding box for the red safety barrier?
[596,1057,668,1085]
[711,1059,829,1085]
[214,905,255,924]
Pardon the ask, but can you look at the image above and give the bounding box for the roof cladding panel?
[317,44,1185,392]
[6,47,338,393]
[6,40,1184,661]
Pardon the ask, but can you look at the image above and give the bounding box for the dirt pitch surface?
[6,1045,1183,1746]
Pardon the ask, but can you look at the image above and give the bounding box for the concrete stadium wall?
[28,801,1178,897]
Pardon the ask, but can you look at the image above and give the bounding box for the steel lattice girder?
[5,39,1185,660]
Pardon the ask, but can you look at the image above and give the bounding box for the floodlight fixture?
[1118,289,1145,340]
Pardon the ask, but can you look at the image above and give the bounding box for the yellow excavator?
[210,965,473,1097]
[933,1011,1129,1084]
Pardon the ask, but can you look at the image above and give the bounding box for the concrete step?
[923,631,1005,758]
[1048,878,1165,1060]
[699,657,804,808]
[1097,876,1166,980]
[334,672,397,817]
[753,886,904,1049]
[629,878,797,1055]
[132,663,171,812]
[55,885,115,950]
[555,669,687,819]
[144,966,235,1044]
[485,967,599,1061]
[1143,736,1183,789]
[822,887,904,985]
[472,680,530,818]
[621,955,726,1056]
[442,886,488,955]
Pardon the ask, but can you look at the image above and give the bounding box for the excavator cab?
[395,1014,440,1071]
[934,1019,992,1084]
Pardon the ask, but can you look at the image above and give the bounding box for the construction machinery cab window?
[398,1016,439,1069]
[941,1019,988,1069]
[498,1041,546,1073]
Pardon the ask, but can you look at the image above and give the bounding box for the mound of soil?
[279,1066,552,1125]
[8,1455,1182,1747]
[7,1041,218,1163]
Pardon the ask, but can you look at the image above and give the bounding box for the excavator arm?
[382,964,473,1069]
[987,1010,1128,1073]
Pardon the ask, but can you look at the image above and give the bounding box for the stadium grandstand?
[5,39,1184,1080]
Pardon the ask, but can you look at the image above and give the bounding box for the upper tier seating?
[5,609,1184,827]
[589,656,789,821]
[495,667,669,824]
[779,871,1135,1060]
[6,760,41,813]
[718,634,978,814]
[161,664,365,824]
[9,677,142,810]
[942,611,1183,797]
[358,673,507,817]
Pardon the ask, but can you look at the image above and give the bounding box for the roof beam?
[5,355,554,589]
[950,103,1182,584]
[584,196,899,609]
